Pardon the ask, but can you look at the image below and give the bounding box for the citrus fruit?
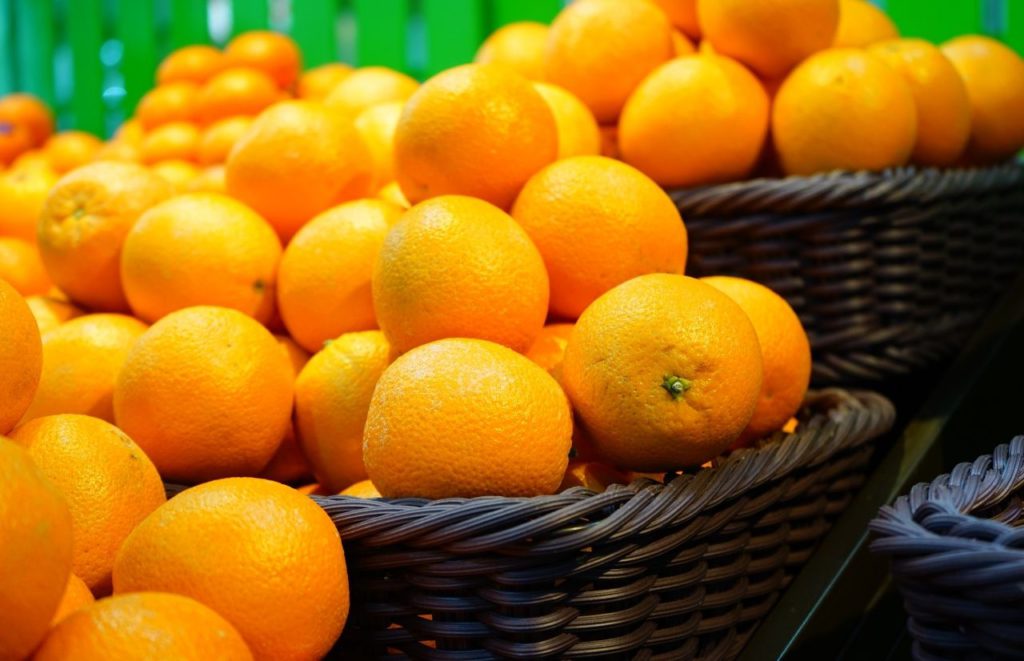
[833,0,898,47]
[474,21,548,80]
[139,121,200,163]
[37,161,172,311]
[186,164,228,193]
[511,156,687,319]
[113,306,293,483]
[295,331,390,492]
[377,180,410,208]
[198,115,253,165]
[0,120,32,165]
[339,479,381,498]
[150,158,201,191]
[651,0,701,38]
[113,478,348,661]
[196,67,282,125]
[323,66,419,117]
[257,336,313,485]
[51,573,95,626]
[0,160,57,241]
[393,63,558,208]
[0,236,51,295]
[25,294,83,334]
[113,119,145,146]
[526,322,575,374]
[0,279,42,433]
[44,131,103,173]
[157,45,226,85]
[373,195,549,354]
[91,139,142,163]
[0,93,55,146]
[533,82,601,159]
[599,124,620,158]
[225,30,302,89]
[298,63,353,100]
[561,274,764,470]
[353,101,403,189]
[560,460,631,492]
[364,338,573,498]
[135,82,200,129]
[672,30,697,55]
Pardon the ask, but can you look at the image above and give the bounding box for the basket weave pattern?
[871,436,1024,660]
[673,164,1024,386]
[316,390,894,659]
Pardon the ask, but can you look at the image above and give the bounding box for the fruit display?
[0,0,1018,657]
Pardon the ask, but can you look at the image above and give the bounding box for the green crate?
[0,0,1020,137]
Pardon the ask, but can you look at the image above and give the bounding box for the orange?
[226,100,373,241]
[373,195,549,354]
[198,115,253,165]
[295,331,390,492]
[20,314,147,424]
[35,592,253,661]
[473,21,548,80]
[868,39,971,166]
[672,29,697,56]
[526,322,575,374]
[114,306,293,483]
[620,53,769,186]
[186,164,228,193]
[139,121,200,163]
[157,45,226,85]
[561,274,764,470]
[38,161,172,311]
[511,156,687,319]
[278,199,402,352]
[0,438,73,659]
[150,158,201,192]
[196,67,282,125]
[772,48,917,175]
[698,0,840,79]
[121,193,281,324]
[51,573,95,626]
[10,414,166,594]
[225,30,302,89]
[560,460,631,492]
[651,0,701,38]
[295,482,331,496]
[339,479,381,498]
[44,131,103,173]
[599,124,620,158]
[323,66,419,118]
[365,338,572,498]
[298,62,354,100]
[0,162,57,242]
[113,119,145,146]
[544,0,674,123]
[113,478,348,660]
[377,180,410,208]
[0,92,55,146]
[533,82,601,159]
[258,336,313,485]
[354,101,403,189]
[394,63,557,208]
[9,147,54,172]
[0,236,51,295]
[135,82,200,129]
[0,120,33,165]
[942,35,1024,163]
[91,139,141,163]
[834,0,898,47]
[702,276,811,447]
[25,294,84,335]
[0,279,42,433]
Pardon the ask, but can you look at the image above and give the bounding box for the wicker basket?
[672,163,1024,387]
[313,389,894,659]
[871,436,1024,660]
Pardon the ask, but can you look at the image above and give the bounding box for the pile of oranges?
[2,0,1023,657]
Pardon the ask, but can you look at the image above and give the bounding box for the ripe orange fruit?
[149,158,201,192]
[354,101,403,189]
[702,276,811,447]
[0,438,73,659]
[35,592,253,661]
[560,460,631,492]
[225,30,302,89]
[0,279,42,433]
[25,294,84,335]
[226,100,374,241]
[135,82,200,129]
[114,306,293,483]
[394,63,557,208]
[374,195,549,354]
[364,338,573,498]
[9,147,53,171]
[377,180,410,208]
[157,45,226,85]
[942,35,1024,163]
[0,120,33,165]
[278,199,402,352]
[474,21,548,80]
[197,115,252,165]
[91,139,142,163]
[561,274,764,471]
[868,39,971,166]
[620,53,769,186]
[545,0,674,123]
[651,0,701,38]
[834,0,898,47]
[323,66,419,118]
[10,414,166,594]
[139,121,200,163]
[339,479,381,498]
[121,193,281,323]
[526,323,575,374]
[772,48,917,175]
[113,478,348,660]
[533,82,601,159]
[295,331,390,492]
[258,336,313,485]
[298,62,354,100]
[51,573,95,626]
[113,118,145,146]
[698,0,840,79]
[186,164,227,193]
[0,93,54,146]
[511,156,687,319]
[195,67,282,125]
[20,314,147,424]
[0,162,58,242]
[38,161,172,311]
[44,131,103,173]
[599,124,620,158]
[0,236,51,295]
[672,29,697,56]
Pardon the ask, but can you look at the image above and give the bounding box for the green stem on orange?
[661,375,692,400]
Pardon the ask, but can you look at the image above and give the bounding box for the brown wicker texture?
[671,163,1024,387]
[871,436,1024,661]
[313,389,895,659]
